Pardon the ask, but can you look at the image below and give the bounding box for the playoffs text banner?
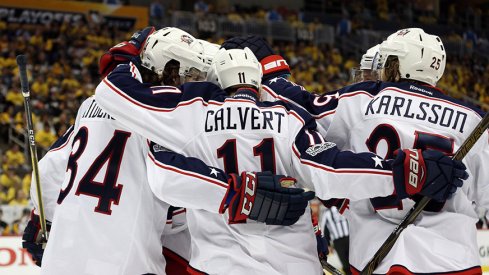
[0,0,148,30]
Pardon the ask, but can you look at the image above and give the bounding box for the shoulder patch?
[305,142,336,156]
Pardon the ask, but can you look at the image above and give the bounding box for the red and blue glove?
[221,35,291,81]
[221,171,315,225]
[392,149,468,202]
[22,211,51,267]
[99,26,155,77]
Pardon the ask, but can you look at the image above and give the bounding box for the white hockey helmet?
[350,44,380,83]
[212,47,262,90]
[378,28,446,86]
[197,39,221,85]
[360,44,380,70]
[197,39,220,66]
[140,27,209,83]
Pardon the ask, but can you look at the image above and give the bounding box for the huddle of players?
[21,25,485,275]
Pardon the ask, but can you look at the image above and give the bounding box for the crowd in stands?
[0,3,488,235]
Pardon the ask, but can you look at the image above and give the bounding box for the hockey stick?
[320,257,343,275]
[360,111,489,275]
[16,55,48,242]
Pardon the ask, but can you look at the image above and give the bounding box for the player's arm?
[291,128,467,202]
[30,125,75,221]
[291,127,394,200]
[146,142,315,225]
[95,63,222,152]
[146,141,229,212]
[24,124,75,266]
[263,77,339,118]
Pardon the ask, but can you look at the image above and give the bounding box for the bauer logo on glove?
[406,149,426,192]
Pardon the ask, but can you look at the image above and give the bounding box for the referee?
[321,206,351,275]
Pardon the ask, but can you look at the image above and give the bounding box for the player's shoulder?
[47,125,74,151]
[79,96,96,111]
[383,82,486,117]
[259,96,316,125]
[179,81,227,102]
[336,81,383,96]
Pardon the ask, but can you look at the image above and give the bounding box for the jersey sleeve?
[94,63,222,153]
[291,127,395,201]
[262,77,338,131]
[146,142,229,213]
[31,125,75,221]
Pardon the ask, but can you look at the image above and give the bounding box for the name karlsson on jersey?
[364,94,468,133]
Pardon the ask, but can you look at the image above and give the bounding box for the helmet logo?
[397,29,411,36]
[180,34,194,45]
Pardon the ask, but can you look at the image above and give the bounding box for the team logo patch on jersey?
[305,142,336,156]
[153,143,170,153]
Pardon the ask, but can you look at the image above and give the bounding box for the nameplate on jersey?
[204,106,285,134]
[81,100,115,120]
[363,91,468,133]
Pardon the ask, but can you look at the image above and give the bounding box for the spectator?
[0,167,19,204]
[0,209,10,235]
[336,14,352,36]
[34,121,57,151]
[10,208,30,235]
[4,144,25,170]
[463,28,478,48]
[266,7,283,22]
[194,0,209,14]
[9,189,29,206]
[150,0,165,23]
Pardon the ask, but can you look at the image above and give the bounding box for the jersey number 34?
[57,128,131,215]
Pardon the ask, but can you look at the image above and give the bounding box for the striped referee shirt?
[320,206,349,241]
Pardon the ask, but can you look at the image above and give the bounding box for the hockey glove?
[22,212,51,267]
[392,149,468,202]
[222,171,315,225]
[221,35,290,81]
[99,26,155,77]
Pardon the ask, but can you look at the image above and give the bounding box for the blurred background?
[0,0,488,273]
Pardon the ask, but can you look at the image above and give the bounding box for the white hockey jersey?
[31,95,230,274]
[264,77,489,274]
[94,63,406,275]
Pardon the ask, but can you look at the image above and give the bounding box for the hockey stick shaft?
[320,258,343,275]
[16,55,48,242]
[361,111,489,275]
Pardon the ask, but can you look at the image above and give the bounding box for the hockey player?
[243,29,485,274]
[21,27,315,275]
[350,44,380,83]
[94,32,466,274]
